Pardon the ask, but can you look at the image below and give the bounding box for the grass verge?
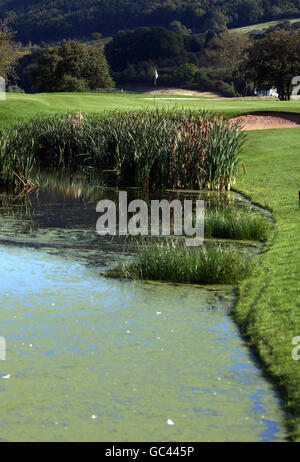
[234,128,300,440]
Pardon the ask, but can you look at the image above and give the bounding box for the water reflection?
[0,177,263,265]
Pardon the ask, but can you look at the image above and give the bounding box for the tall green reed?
[0,109,245,190]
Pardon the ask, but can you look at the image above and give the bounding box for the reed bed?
[118,240,252,285]
[0,109,245,191]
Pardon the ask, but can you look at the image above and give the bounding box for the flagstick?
[153,68,158,106]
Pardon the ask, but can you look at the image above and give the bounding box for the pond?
[0,184,288,441]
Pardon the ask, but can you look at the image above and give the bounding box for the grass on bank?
[204,206,272,241]
[234,128,300,441]
[119,241,252,285]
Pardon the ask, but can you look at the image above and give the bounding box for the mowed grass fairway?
[0,92,299,439]
[2,92,300,128]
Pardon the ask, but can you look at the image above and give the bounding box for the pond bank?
[233,128,300,441]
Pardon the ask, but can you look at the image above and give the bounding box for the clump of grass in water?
[203,207,272,241]
[119,241,252,285]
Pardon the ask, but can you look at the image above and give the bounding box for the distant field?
[229,17,300,34]
[1,92,300,128]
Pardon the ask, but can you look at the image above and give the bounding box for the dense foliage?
[0,19,16,78]
[7,1,300,94]
[1,0,300,43]
[31,41,114,92]
[239,30,300,100]
[104,25,251,92]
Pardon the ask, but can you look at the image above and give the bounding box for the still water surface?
[0,186,287,441]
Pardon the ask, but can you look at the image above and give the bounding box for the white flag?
[154,69,158,80]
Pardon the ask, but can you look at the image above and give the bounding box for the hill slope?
[2,0,300,43]
[230,16,300,34]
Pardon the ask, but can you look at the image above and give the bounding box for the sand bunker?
[144,88,220,97]
[230,112,300,130]
[142,97,219,101]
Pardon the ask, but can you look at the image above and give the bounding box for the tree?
[59,75,89,92]
[174,63,198,85]
[206,32,252,94]
[33,48,63,92]
[0,19,16,79]
[169,21,191,35]
[237,0,262,26]
[33,41,114,92]
[106,26,184,72]
[16,47,45,92]
[202,11,227,33]
[239,30,300,100]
